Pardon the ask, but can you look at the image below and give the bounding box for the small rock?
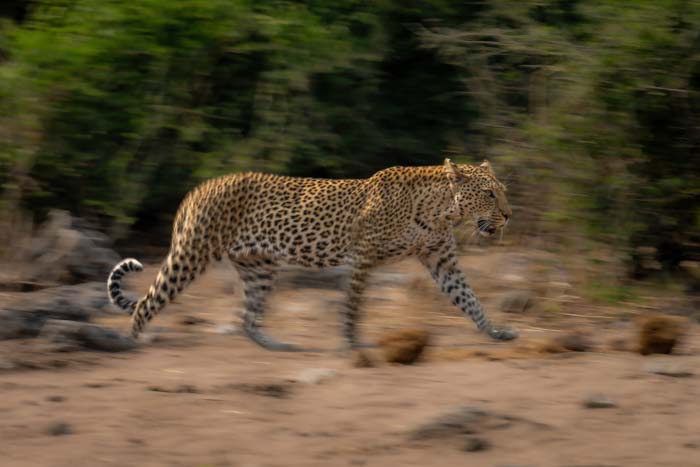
[213,324,239,335]
[499,291,534,314]
[462,436,490,452]
[554,331,592,352]
[0,310,45,340]
[7,210,120,287]
[148,384,199,393]
[180,315,208,326]
[293,368,337,384]
[83,382,111,388]
[410,406,488,440]
[46,395,65,402]
[583,395,617,409]
[223,383,292,398]
[137,332,159,344]
[378,329,430,365]
[75,323,138,351]
[42,320,137,352]
[247,383,290,398]
[410,405,547,442]
[1,282,109,327]
[638,315,685,355]
[644,361,693,378]
[47,421,73,436]
[351,350,377,368]
[501,274,526,282]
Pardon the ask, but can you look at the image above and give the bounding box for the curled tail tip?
[108,257,144,312]
[117,258,144,272]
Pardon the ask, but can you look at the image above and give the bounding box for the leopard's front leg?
[340,263,370,349]
[419,240,518,341]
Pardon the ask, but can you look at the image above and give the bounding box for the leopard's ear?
[444,158,463,183]
[480,160,495,176]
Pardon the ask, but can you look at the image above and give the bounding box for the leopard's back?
[175,173,369,267]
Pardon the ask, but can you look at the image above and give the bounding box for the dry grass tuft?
[638,315,685,356]
[377,328,430,364]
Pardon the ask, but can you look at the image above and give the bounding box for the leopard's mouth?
[477,219,497,237]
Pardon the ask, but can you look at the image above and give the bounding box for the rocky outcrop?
[3,210,120,289]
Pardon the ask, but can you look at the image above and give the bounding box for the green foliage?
[420,0,700,274]
[2,0,379,230]
[584,280,636,305]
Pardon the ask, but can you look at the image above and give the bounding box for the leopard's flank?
[108,159,517,351]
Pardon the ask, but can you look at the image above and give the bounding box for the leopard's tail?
[107,258,144,314]
[129,248,208,338]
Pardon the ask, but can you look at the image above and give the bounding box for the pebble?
[555,332,593,352]
[463,436,490,452]
[180,315,208,325]
[213,324,239,335]
[47,421,73,436]
[147,384,199,393]
[582,395,618,409]
[644,361,694,378]
[410,406,488,440]
[499,290,534,314]
[293,368,337,384]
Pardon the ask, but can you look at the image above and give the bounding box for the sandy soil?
[1,248,699,467]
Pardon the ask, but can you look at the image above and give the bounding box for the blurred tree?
[3,0,368,237]
[420,0,700,277]
[0,0,32,23]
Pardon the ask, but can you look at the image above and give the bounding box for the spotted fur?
[107,159,517,350]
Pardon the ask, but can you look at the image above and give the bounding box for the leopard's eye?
[488,191,495,199]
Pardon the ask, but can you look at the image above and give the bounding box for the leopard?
[107,158,517,351]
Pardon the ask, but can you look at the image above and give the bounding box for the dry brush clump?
[637,315,685,356]
[378,329,431,364]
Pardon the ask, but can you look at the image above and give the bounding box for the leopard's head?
[443,158,511,237]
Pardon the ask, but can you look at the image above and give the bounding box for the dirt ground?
[1,247,699,467]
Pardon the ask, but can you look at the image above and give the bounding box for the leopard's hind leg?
[230,255,309,352]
